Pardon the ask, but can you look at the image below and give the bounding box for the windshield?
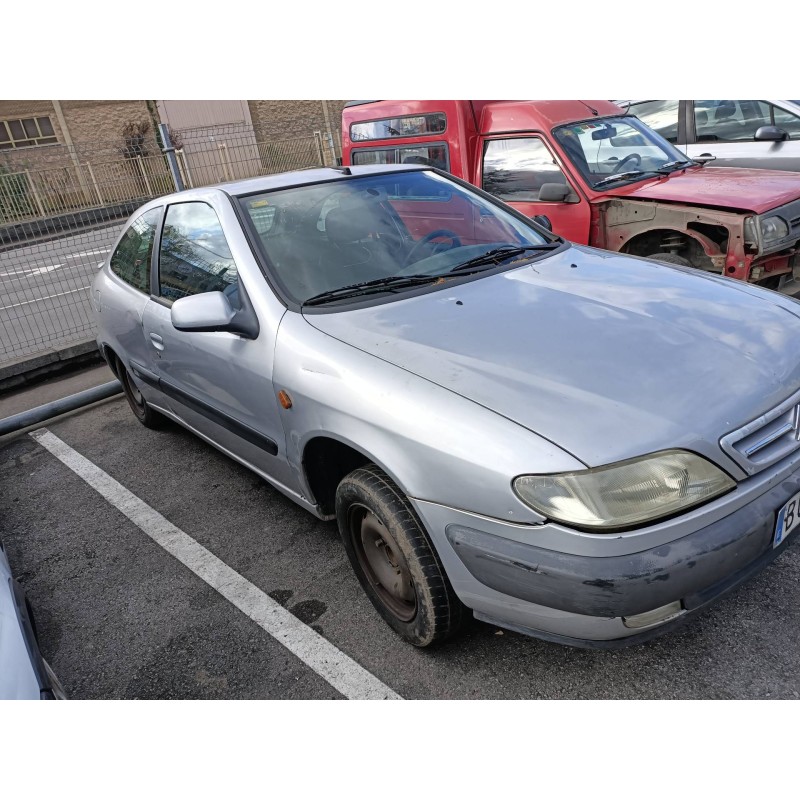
[239,171,556,307]
[553,116,692,189]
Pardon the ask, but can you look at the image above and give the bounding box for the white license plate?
[774,491,800,548]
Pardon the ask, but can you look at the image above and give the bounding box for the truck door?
[479,135,591,243]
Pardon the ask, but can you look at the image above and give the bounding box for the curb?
[0,339,103,395]
[0,201,139,250]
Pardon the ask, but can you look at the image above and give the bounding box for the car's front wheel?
[335,464,467,647]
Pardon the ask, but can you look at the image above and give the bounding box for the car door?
[479,135,590,243]
[140,193,297,491]
[685,100,800,172]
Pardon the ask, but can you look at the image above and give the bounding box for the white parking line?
[29,428,401,701]
[0,286,90,311]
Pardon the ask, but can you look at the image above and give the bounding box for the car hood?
[612,166,800,214]
[304,246,800,470]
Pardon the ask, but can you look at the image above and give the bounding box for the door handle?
[149,333,165,351]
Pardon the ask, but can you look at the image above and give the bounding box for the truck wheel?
[119,361,164,429]
[335,464,467,647]
[648,253,692,267]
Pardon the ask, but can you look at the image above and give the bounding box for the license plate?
[775,491,800,548]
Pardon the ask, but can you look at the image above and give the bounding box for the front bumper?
[411,460,800,647]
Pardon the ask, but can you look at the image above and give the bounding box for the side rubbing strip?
[160,378,279,456]
[127,362,278,456]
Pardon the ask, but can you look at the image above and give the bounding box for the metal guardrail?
[0,124,340,366]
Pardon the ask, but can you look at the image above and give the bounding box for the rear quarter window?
[109,208,161,293]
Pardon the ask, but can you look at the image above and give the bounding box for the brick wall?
[0,100,157,172]
[60,100,158,159]
[248,100,347,142]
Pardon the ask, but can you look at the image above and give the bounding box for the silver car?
[621,100,800,172]
[92,165,800,648]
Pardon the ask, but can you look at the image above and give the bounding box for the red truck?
[342,100,800,291]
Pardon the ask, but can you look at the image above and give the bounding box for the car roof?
[149,164,430,207]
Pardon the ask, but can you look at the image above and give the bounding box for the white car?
[618,100,800,172]
[0,540,65,699]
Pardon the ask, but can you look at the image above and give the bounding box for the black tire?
[118,359,164,429]
[335,464,468,647]
[647,253,692,267]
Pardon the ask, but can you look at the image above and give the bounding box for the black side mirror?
[531,214,553,232]
[754,125,788,142]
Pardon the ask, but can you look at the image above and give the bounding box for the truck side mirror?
[531,214,553,232]
[538,183,574,203]
[754,126,788,142]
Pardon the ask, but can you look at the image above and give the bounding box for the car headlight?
[760,215,789,244]
[743,217,759,249]
[513,450,735,530]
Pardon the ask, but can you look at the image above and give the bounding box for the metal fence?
[0,124,339,366]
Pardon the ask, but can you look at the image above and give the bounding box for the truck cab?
[342,100,800,290]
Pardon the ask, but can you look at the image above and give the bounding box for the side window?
[158,202,238,304]
[631,100,680,143]
[482,138,569,202]
[351,144,450,171]
[109,208,160,293]
[694,100,771,142]
[771,105,800,140]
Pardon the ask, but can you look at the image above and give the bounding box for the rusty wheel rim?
[349,504,417,622]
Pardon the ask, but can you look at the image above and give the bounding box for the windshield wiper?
[655,159,694,173]
[592,170,662,189]
[302,274,441,307]
[449,244,561,273]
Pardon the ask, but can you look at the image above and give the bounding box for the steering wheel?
[403,229,462,267]
[612,153,642,173]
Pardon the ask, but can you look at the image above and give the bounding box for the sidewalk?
[0,361,116,421]
[0,339,104,394]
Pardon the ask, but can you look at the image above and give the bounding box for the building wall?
[156,100,253,131]
[0,100,156,172]
[247,100,347,141]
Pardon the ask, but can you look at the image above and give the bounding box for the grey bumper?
[446,466,800,620]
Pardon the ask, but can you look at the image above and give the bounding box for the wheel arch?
[619,226,718,271]
[302,434,409,517]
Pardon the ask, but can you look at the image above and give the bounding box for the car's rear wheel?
[335,464,467,647]
[118,361,164,429]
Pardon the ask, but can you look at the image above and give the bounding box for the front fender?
[274,312,585,524]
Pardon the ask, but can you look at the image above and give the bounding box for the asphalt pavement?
[0,224,123,360]
[2,377,800,700]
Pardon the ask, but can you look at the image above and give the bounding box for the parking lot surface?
[3,387,800,700]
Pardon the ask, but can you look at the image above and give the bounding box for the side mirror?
[171,290,259,339]
[531,214,553,232]
[538,183,572,203]
[755,125,788,142]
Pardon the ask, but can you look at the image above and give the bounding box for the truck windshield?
[553,116,692,189]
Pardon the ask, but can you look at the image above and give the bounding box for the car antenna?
[581,101,599,116]
[330,166,352,175]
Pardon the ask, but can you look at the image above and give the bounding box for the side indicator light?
[278,390,293,409]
